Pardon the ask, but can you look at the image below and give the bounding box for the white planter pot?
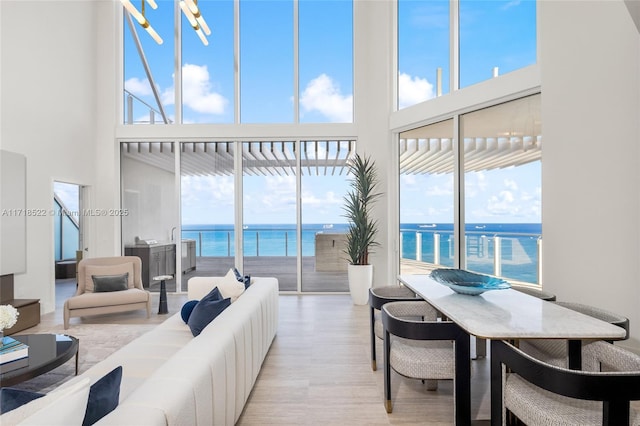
[347,264,373,305]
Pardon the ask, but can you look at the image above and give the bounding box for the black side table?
[153,275,173,315]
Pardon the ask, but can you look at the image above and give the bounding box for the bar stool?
[369,285,418,371]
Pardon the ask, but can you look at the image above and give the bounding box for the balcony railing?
[400,228,542,285]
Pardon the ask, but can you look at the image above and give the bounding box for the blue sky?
[123,0,538,225]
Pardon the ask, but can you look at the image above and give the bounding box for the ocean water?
[182,222,542,283]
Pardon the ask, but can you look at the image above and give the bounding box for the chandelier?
[120,0,211,46]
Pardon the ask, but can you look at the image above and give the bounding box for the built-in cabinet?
[125,243,176,288]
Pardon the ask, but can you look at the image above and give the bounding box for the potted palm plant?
[343,153,381,305]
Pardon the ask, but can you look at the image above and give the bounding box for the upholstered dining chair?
[512,285,556,301]
[381,300,467,414]
[518,301,630,367]
[491,339,640,425]
[368,285,418,371]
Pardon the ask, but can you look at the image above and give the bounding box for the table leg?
[567,340,582,370]
[158,280,168,315]
[455,330,471,425]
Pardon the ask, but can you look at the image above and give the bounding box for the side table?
[153,275,173,315]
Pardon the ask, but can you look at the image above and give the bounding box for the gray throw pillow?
[92,273,129,292]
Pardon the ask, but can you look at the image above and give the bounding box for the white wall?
[353,0,394,287]
[0,1,98,313]
[540,1,640,349]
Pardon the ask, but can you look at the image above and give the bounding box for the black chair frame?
[490,339,640,426]
[382,303,470,417]
[369,287,417,371]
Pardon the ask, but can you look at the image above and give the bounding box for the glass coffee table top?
[0,333,79,387]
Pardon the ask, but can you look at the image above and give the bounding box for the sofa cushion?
[92,273,129,293]
[219,268,245,302]
[181,300,199,323]
[85,263,134,292]
[82,366,122,426]
[0,377,91,425]
[0,388,44,414]
[66,288,149,309]
[188,287,230,336]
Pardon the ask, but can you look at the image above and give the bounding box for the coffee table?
[0,334,79,387]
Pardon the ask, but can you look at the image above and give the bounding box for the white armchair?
[63,256,151,329]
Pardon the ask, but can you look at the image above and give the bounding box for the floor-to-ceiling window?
[462,95,541,284]
[180,142,236,280]
[398,94,541,285]
[121,142,178,291]
[399,120,455,274]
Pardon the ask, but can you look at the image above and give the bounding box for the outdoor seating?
[368,285,418,371]
[519,301,629,367]
[381,300,465,414]
[491,339,640,425]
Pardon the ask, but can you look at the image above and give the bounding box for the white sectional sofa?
[2,276,278,425]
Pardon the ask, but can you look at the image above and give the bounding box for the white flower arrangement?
[0,304,19,330]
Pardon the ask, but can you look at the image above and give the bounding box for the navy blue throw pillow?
[233,268,243,281]
[187,287,230,337]
[82,365,123,426]
[0,388,44,414]
[233,268,251,289]
[181,300,199,324]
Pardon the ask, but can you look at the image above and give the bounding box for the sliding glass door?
[180,142,236,281]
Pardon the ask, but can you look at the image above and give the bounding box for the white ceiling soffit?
[120,141,356,177]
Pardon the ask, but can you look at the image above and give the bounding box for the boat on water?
[419,224,437,228]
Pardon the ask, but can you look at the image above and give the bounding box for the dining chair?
[368,285,418,371]
[381,300,467,414]
[491,339,640,425]
[512,285,556,301]
[518,301,630,367]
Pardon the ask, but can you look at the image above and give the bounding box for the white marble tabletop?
[398,274,627,340]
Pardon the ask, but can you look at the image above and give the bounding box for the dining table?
[397,274,627,425]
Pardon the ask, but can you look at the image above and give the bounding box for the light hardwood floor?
[29,280,491,425]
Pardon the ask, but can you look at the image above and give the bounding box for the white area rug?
[9,323,156,393]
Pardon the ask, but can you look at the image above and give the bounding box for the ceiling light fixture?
[120,0,163,45]
[183,0,211,36]
[179,1,209,45]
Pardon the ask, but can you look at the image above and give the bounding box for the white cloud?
[398,72,434,109]
[504,178,518,191]
[300,74,353,122]
[425,184,452,196]
[486,190,521,216]
[161,64,228,115]
[502,0,521,10]
[124,77,153,97]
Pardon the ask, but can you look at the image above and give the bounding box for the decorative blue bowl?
[430,269,511,295]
